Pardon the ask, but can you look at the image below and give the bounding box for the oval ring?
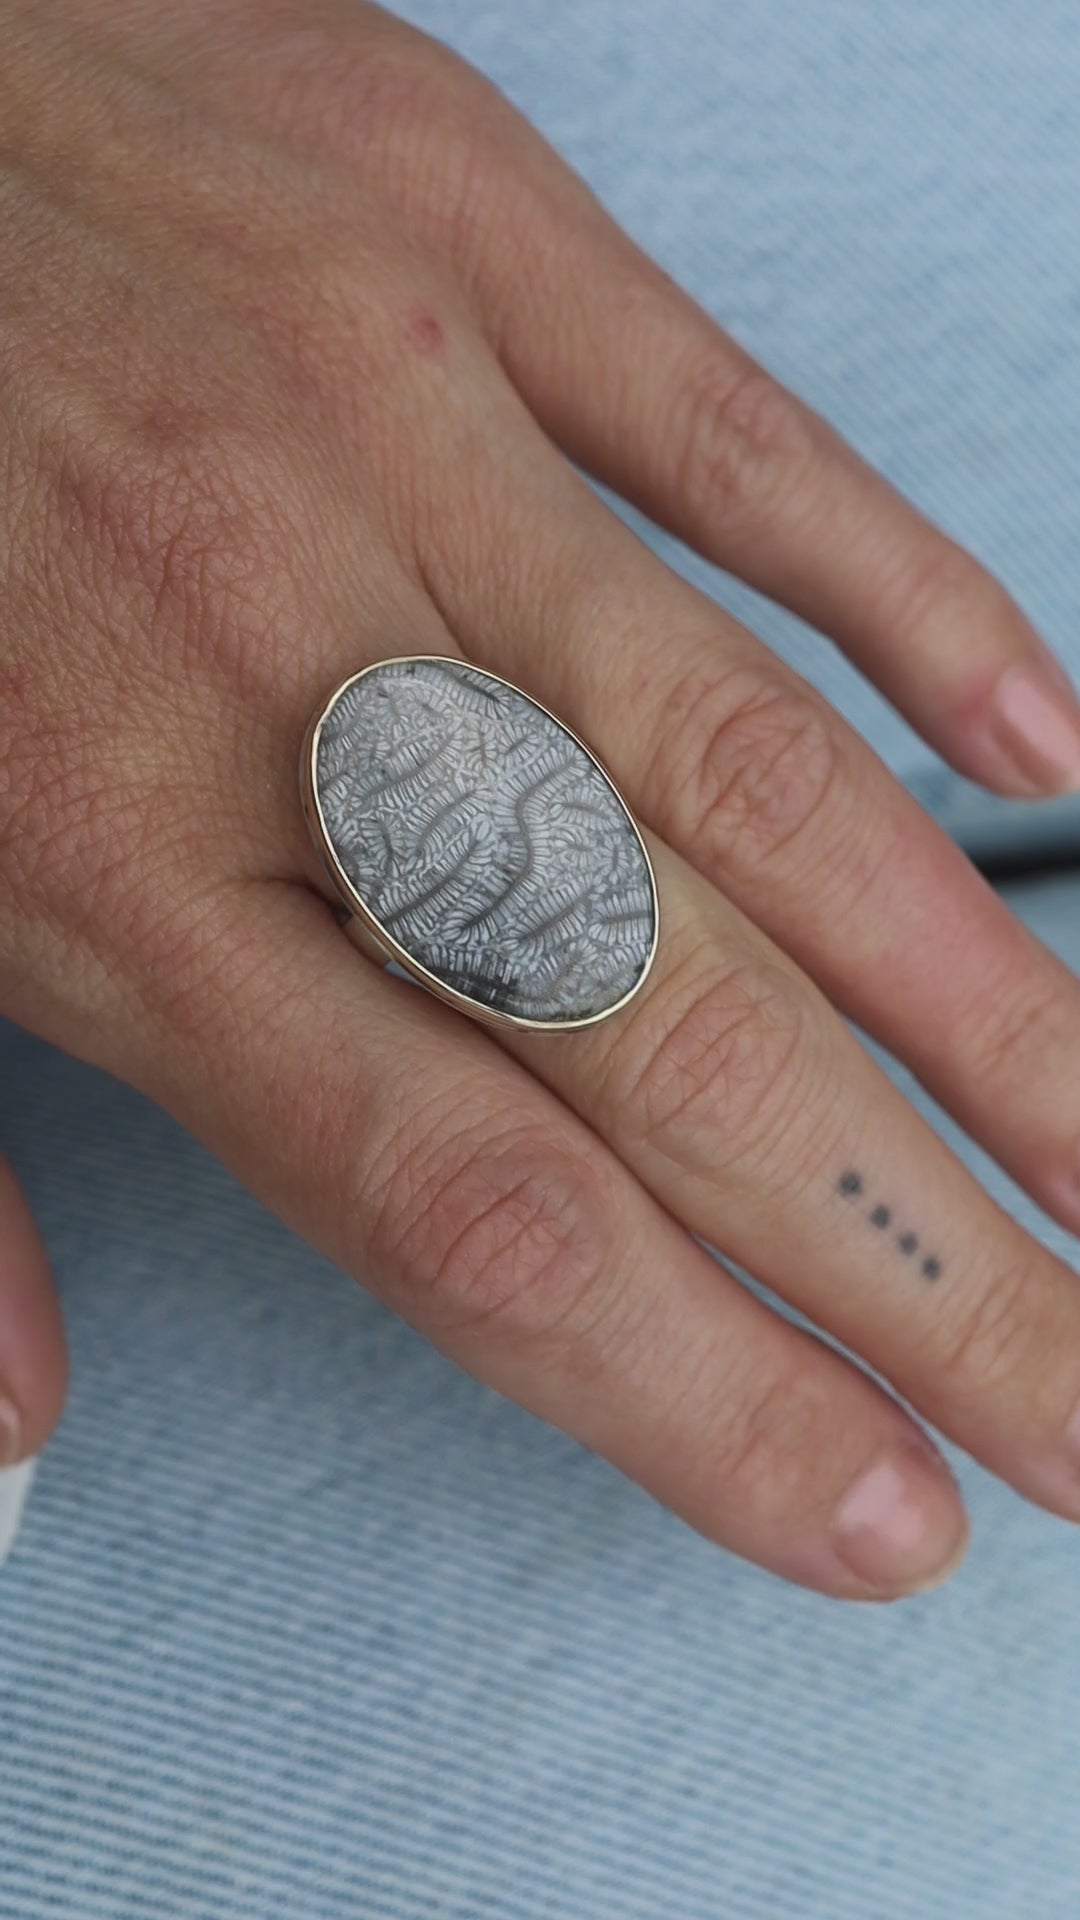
[299,654,660,1033]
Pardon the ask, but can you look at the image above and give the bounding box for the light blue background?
[2,4,1080,1916]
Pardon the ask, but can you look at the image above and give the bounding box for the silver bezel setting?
[299,655,660,1033]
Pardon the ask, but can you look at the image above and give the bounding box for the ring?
[299,655,659,1032]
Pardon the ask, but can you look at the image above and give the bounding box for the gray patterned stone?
[311,657,657,1025]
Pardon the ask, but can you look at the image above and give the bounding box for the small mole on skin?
[898,1231,918,1257]
[922,1256,943,1281]
[837,1170,864,1197]
[139,399,200,450]
[405,306,445,356]
[870,1204,891,1229]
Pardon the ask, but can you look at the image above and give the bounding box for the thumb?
[0,1151,67,1463]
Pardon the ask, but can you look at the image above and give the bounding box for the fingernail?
[0,1394,22,1468]
[830,1442,969,1595]
[989,666,1080,796]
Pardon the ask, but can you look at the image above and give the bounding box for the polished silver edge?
[299,654,660,1033]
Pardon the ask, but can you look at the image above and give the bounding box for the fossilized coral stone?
[309,656,657,1026]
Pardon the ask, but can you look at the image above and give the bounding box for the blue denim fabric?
[2,2,1080,1915]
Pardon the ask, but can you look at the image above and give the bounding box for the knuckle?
[608,944,808,1177]
[262,20,511,249]
[51,426,224,620]
[952,978,1057,1089]
[877,534,1005,651]
[708,1358,838,1517]
[671,360,815,528]
[367,1114,614,1346]
[378,82,520,277]
[650,667,846,872]
[933,1263,1036,1403]
[260,22,442,158]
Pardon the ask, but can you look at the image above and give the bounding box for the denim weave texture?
[2,2,1080,1914]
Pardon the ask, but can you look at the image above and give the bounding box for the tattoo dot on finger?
[835,1170,943,1281]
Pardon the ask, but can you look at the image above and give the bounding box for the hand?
[3,0,1080,1600]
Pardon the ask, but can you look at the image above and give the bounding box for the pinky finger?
[132,875,971,1602]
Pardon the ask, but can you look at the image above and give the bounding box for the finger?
[0,1151,67,1461]
[491,827,1080,1528]
[449,112,1080,798]
[128,870,969,1601]
[180,0,1080,793]
[403,384,1080,1240]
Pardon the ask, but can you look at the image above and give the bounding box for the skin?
[2,0,1080,1602]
